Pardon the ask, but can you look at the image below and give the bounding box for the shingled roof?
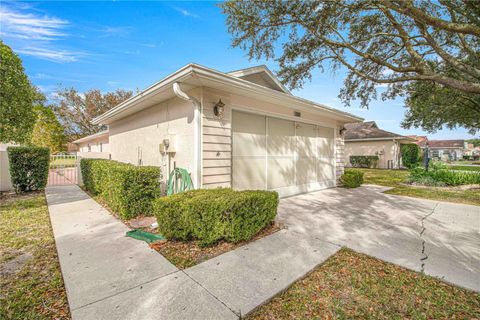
[428,140,465,149]
[344,121,410,141]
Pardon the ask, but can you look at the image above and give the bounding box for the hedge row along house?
[343,121,415,169]
[75,64,362,197]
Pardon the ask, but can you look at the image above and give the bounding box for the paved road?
[278,185,480,292]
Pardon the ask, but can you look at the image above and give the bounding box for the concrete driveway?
[277,185,480,292]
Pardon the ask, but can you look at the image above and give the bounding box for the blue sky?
[1,1,477,140]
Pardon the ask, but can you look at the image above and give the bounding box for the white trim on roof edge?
[92,63,363,125]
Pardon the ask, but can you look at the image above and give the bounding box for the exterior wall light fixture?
[213,99,225,118]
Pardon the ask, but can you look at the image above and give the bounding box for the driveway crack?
[419,203,439,273]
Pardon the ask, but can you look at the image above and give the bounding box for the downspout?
[173,82,201,189]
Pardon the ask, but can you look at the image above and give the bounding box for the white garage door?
[232,110,336,197]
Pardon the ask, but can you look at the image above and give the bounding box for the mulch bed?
[149,222,283,269]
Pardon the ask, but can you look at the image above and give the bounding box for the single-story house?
[343,121,415,169]
[86,64,362,197]
[72,129,110,159]
[428,140,465,161]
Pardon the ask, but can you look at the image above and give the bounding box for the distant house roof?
[428,139,464,149]
[72,129,109,144]
[344,121,412,142]
[407,135,429,148]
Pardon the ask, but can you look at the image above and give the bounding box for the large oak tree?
[221,0,480,133]
[53,88,133,141]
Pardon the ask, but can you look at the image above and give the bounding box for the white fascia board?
[72,130,109,144]
[92,64,196,125]
[93,63,363,125]
[192,65,363,123]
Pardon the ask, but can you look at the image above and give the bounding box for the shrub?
[401,144,420,168]
[7,146,50,193]
[350,155,379,168]
[340,169,364,188]
[153,188,279,246]
[408,163,480,186]
[81,158,161,219]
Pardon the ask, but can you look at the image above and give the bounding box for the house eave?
[93,63,363,125]
[345,137,414,142]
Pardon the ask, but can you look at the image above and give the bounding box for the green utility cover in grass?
[126,229,165,243]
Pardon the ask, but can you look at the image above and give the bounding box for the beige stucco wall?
[344,140,400,169]
[201,87,343,189]
[108,91,197,183]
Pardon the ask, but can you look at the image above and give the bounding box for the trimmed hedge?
[80,158,161,219]
[340,169,364,188]
[7,146,50,193]
[401,144,420,168]
[153,188,279,246]
[350,155,379,168]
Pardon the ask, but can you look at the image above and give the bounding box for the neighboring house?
[73,129,110,159]
[428,140,465,161]
[343,121,414,169]
[407,135,429,150]
[90,63,362,197]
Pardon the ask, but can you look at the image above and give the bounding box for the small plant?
[153,188,279,246]
[7,146,50,193]
[340,169,364,188]
[350,155,379,168]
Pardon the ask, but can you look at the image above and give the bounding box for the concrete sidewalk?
[46,185,237,319]
[47,185,339,319]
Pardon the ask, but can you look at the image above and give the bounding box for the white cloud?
[100,26,133,37]
[16,47,82,63]
[0,5,68,41]
[0,4,85,63]
[107,81,119,87]
[173,6,200,18]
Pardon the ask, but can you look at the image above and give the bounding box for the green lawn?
[358,168,480,206]
[248,248,480,319]
[0,193,69,319]
[50,157,77,168]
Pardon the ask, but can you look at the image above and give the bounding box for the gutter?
[172,82,201,189]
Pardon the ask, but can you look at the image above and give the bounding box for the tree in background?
[53,88,133,141]
[221,0,480,133]
[30,105,66,153]
[0,41,38,144]
[401,144,420,169]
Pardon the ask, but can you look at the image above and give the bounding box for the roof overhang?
[93,63,363,125]
[228,65,292,95]
[72,130,109,144]
[345,137,415,143]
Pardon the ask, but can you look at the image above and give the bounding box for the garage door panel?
[296,157,317,185]
[232,111,266,156]
[267,158,295,189]
[317,158,335,181]
[267,118,295,156]
[317,126,334,158]
[296,123,316,157]
[233,158,265,190]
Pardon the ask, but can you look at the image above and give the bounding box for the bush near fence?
[7,146,50,193]
[80,158,161,219]
[349,155,379,168]
[153,188,279,247]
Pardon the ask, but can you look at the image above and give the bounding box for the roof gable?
[428,140,464,148]
[344,121,409,141]
[228,65,291,95]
